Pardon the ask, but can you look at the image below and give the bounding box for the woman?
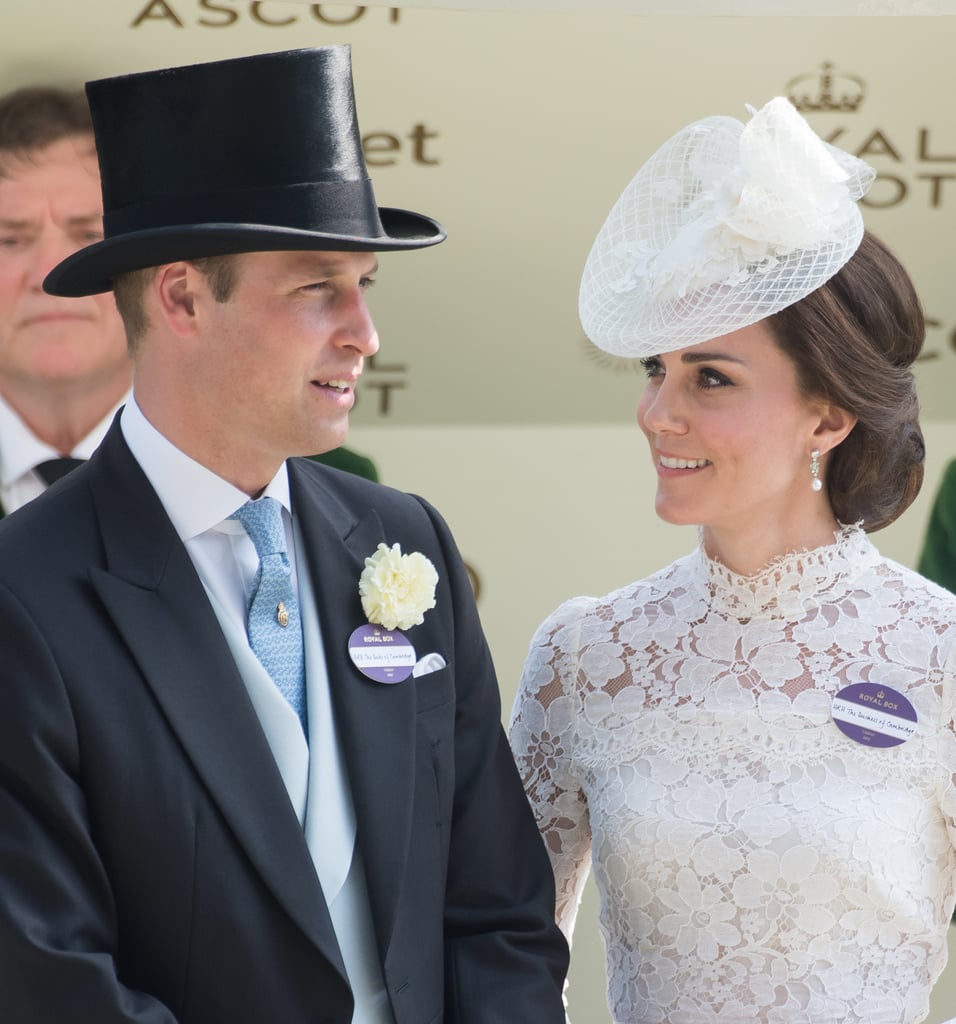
[509,97,956,1024]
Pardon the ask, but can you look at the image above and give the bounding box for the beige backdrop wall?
[4,4,956,1021]
[4,6,956,428]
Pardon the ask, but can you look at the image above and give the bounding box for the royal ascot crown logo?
[786,62,866,115]
[786,62,956,372]
[784,61,956,212]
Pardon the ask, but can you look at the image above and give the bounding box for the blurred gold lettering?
[198,0,239,25]
[917,173,956,207]
[311,4,364,22]
[860,174,907,208]
[365,381,406,415]
[918,129,956,162]
[362,125,440,167]
[408,124,439,165]
[250,1,295,25]
[131,0,185,26]
[854,129,903,163]
[363,133,401,168]
[363,354,408,415]
[916,317,941,361]
[368,354,406,374]
[130,2,401,27]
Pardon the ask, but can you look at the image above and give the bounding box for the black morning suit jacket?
[0,419,568,1023]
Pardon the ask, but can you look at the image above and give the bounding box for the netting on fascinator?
[578,97,876,358]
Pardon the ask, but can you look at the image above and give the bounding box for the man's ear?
[812,402,858,457]
[154,262,199,338]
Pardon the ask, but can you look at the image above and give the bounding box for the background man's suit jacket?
[0,421,568,1023]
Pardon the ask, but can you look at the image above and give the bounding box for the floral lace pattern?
[509,526,956,1023]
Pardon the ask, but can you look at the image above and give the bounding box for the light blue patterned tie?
[229,497,307,737]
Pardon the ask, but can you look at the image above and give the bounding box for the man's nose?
[29,229,82,290]
[342,291,380,357]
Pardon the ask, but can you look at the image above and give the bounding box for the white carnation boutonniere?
[359,542,438,631]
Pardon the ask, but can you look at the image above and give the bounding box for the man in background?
[0,86,130,514]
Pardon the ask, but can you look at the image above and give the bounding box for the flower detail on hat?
[621,99,872,303]
[580,97,875,358]
[359,542,438,631]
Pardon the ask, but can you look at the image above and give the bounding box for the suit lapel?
[290,461,415,958]
[85,425,346,977]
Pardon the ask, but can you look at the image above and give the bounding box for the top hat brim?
[44,207,445,297]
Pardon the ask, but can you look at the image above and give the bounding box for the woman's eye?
[639,357,663,379]
[698,367,731,388]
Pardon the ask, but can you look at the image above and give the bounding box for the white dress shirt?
[120,394,295,637]
[0,390,129,513]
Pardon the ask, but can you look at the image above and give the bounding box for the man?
[0,46,568,1024]
[0,85,375,512]
[0,86,130,514]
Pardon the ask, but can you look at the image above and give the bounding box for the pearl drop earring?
[810,449,823,492]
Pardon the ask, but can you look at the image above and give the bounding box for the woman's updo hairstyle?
[769,230,924,532]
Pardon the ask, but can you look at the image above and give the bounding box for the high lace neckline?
[693,521,879,620]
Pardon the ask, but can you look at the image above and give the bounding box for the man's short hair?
[113,255,240,352]
[0,86,93,175]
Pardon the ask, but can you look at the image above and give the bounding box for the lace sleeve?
[509,600,593,942]
[937,638,956,885]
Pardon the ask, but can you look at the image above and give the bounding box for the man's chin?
[302,425,350,459]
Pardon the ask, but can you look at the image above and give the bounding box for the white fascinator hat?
[579,97,876,358]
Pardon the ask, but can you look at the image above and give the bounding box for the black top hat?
[44,46,445,297]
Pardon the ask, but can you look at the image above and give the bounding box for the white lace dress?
[509,526,956,1024]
